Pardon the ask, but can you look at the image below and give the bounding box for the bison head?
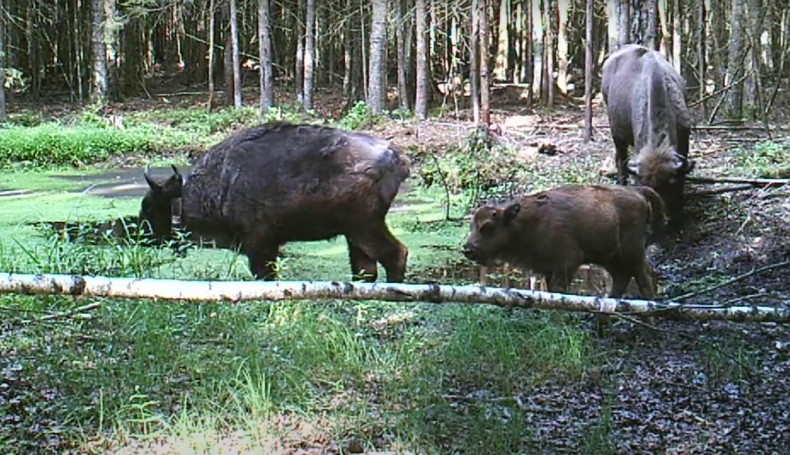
[627,142,695,225]
[462,202,521,265]
[140,165,183,241]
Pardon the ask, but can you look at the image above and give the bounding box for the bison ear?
[682,158,696,175]
[503,203,521,223]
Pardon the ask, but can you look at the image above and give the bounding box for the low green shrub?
[0,123,191,168]
[731,140,790,178]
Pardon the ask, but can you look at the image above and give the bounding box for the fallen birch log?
[0,272,788,323]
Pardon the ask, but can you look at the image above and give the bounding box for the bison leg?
[243,239,280,280]
[347,222,408,283]
[347,239,378,282]
[614,138,631,185]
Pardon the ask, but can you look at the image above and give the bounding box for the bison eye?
[479,223,494,236]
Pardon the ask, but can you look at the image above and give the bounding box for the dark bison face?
[462,203,521,265]
[628,150,694,225]
[140,165,183,241]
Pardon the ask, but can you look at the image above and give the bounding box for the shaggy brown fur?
[141,122,410,282]
[462,185,665,299]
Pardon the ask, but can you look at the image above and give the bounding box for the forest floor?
[1,83,789,453]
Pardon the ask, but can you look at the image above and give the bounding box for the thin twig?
[25,302,103,324]
[689,71,752,108]
[687,175,790,187]
[672,261,790,302]
[688,184,754,197]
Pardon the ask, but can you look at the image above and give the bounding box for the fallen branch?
[25,302,103,324]
[672,260,790,303]
[690,125,773,131]
[0,272,788,323]
[690,70,752,108]
[687,175,790,187]
[688,184,754,197]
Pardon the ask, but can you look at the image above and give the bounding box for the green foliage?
[730,140,790,178]
[698,338,760,385]
[337,100,375,130]
[579,399,617,454]
[415,127,530,209]
[3,68,27,91]
[13,220,176,277]
[0,123,184,168]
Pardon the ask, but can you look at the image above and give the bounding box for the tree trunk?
[303,0,316,111]
[229,0,242,108]
[726,0,746,118]
[618,0,630,45]
[607,0,620,52]
[531,0,543,101]
[556,0,568,94]
[743,0,764,112]
[295,0,305,102]
[696,0,705,106]
[671,0,681,72]
[4,272,789,324]
[584,0,593,142]
[343,0,354,99]
[543,0,554,106]
[479,0,490,125]
[367,0,388,114]
[470,0,480,123]
[415,0,428,118]
[223,2,234,106]
[208,0,216,111]
[104,0,119,100]
[259,0,274,112]
[0,0,6,121]
[644,0,658,49]
[395,0,410,110]
[90,0,108,102]
[493,0,509,80]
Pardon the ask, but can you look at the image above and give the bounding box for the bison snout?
[462,243,480,261]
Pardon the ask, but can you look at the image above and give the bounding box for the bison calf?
[141,122,410,282]
[462,185,665,301]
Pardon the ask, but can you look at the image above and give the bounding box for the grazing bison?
[601,44,694,227]
[140,122,410,282]
[462,185,665,300]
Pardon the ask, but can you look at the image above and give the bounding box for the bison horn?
[626,159,640,176]
[143,164,161,191]
[170,164,182,179]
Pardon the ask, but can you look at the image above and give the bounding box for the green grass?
[0,144,601,453]
[729,140,790,179]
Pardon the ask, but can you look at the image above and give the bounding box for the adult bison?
[462,185,665,300]
[601,44,694,228]
[140,122,410,282]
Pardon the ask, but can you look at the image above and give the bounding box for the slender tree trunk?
[259,0,274,112]
[607,0,620,52]
[584,0,593,141]
[223,2,234,106]
[618,0,630,45]
[295,0,305,102]
[671,0,681,72]
[645,0,658,49]
[303,0,316,111]
[531,0,543,101]
[493,0,509,80]
[479,0,490,125]
[395,0,410,110]
[543,0,554,106]
[343,0,354,99]
[367,0,388,114]
[104,0,119,100]
[208,0,216,111]
[697,0,705,107]
[470,0,480,123]
[415,0,428,118]
[229,0,242,108]
[556,0,568,94]
[726,0,746,117]
[0,0,6,121]
[90,0,108,102]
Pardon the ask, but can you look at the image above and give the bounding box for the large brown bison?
[141,122,410,282]
[462,185,665,300]
[601,44,694,228]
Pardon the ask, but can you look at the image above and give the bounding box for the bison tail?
[636,186,667,245]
